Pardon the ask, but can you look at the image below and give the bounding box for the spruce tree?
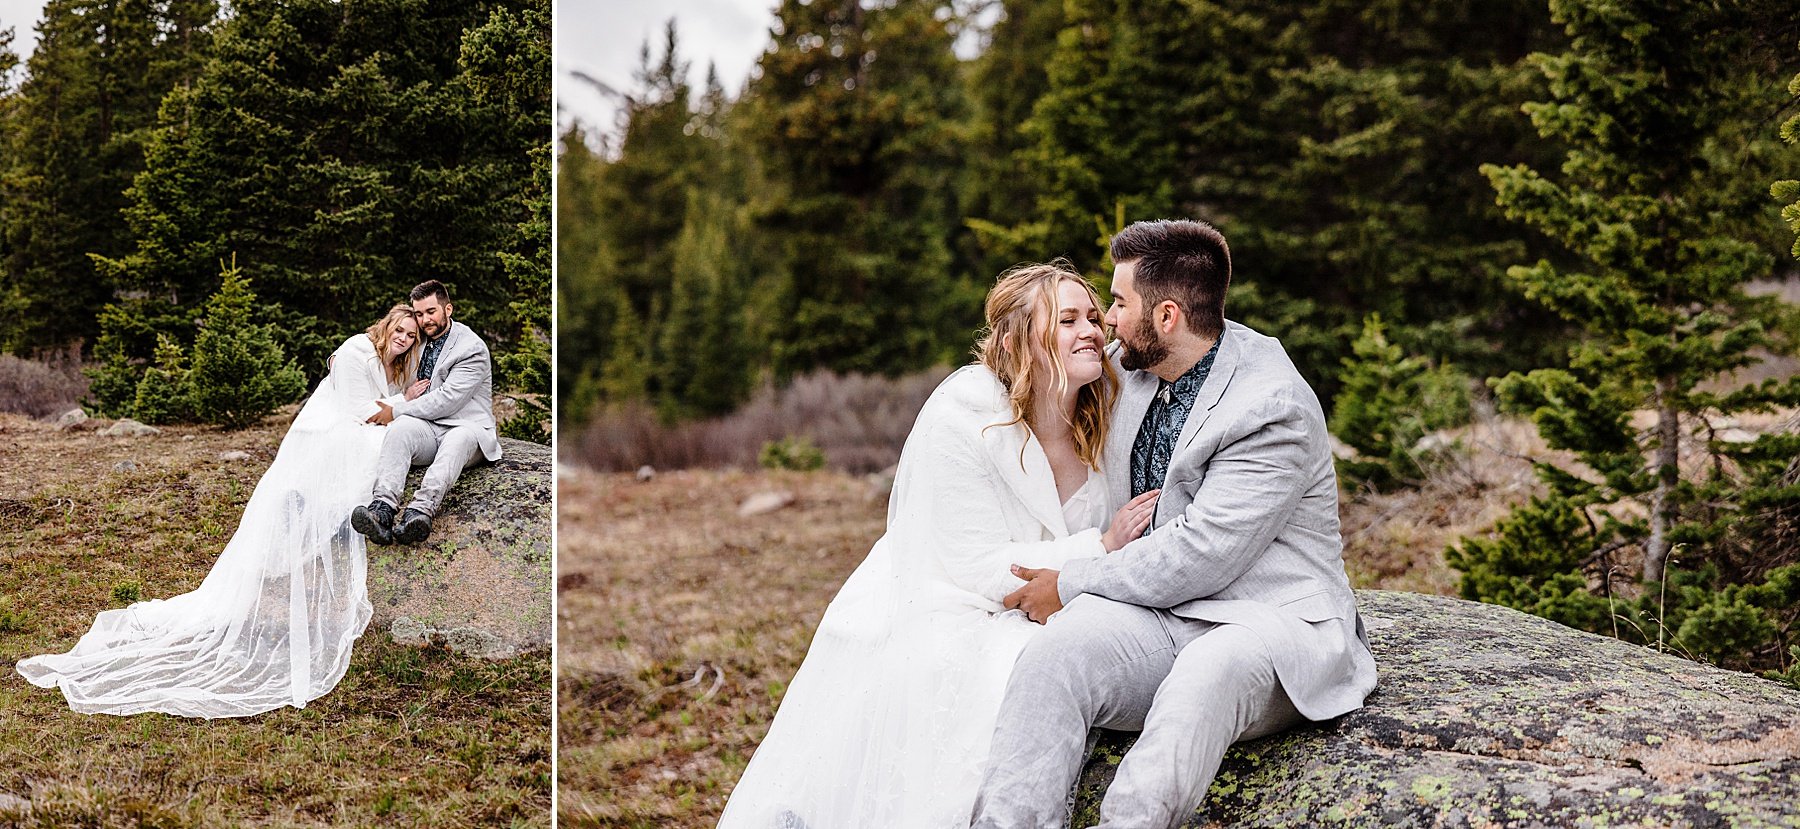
[584,23,712,404]
[657,193,752,419]
[1452,0,1800,673]
[0,0,217,350]
[100,0,545,379]
[187,257,305,429]
[1329,314,1471,490]
[742,0,973,376]
[553,125,616,423]
[131,333,193,424]
[459,0,551,442]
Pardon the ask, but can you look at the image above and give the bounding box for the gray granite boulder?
[366,437,550,659]
[1072,590,1800,828]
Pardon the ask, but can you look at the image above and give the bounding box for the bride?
[17,305,423,718]
[718,263,1161,828]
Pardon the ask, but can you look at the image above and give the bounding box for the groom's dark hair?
[409,280,451,304]
[1110,219,1230,340]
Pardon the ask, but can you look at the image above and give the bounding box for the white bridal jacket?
[718,364,1110,829]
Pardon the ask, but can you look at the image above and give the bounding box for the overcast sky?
[1,0,46,60]
[555,0,775,143]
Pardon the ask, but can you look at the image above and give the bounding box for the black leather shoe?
[350,499,397,545]
[394,507,433,545]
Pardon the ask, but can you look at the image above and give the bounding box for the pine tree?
[187,257,305,429]
[1329,313,1471,490]
[553,124,616,423]
[586,23,712,404]
[100,0,544,380]
[459,0,551,442]
[743,0,974,376]
[1452,0,1800,673]
[0,0,217,350]
[131,332,193,423]
[961,0,1065,277]
[657,193,752,419]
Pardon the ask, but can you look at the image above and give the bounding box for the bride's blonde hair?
[975,261,1116,470]
[366,305,422,385]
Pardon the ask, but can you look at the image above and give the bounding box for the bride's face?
[388,316,419,360]
[1036,279,1106,389]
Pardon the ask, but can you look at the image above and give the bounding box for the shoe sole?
[350,508,393,545]
[395,519,430,545]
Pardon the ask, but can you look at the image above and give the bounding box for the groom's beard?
[1118,316,1169,372]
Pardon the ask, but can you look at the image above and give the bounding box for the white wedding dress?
[717,365,1110,829]
[17,334,405,718]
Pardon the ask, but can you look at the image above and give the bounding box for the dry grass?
[1339,416,1559,595]
[0,348,88,419]
[570,368,950,474]
[0,412,550,828]
[556,467,888,827]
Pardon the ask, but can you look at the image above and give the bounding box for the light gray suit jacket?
[390,319,502,462]
[1057,320,1376,720]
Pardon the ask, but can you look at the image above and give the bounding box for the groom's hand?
[1003,566,1062,624]
[367,401,395,425]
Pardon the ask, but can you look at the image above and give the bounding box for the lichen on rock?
[1070,590,1800,827]
[367,437,551,659]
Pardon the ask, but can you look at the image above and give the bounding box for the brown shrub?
[0,347,89,418]
[571,367,953,474]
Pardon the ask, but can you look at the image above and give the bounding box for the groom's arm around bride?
[352,280,504,546]
[976,220,1378,829]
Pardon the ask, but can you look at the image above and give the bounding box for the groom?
[351,279,502,545]
[972,220,1377,828]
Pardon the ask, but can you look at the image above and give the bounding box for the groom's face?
[413,295,452,338]
[1106,261,1169,372]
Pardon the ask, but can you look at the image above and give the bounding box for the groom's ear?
[1156,300,1183,334]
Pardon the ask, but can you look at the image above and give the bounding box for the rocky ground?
[1074,591,1800,827]
[0,409,551,828]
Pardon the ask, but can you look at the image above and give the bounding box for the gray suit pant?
[971,595,1303,829]
[372,415,485,518]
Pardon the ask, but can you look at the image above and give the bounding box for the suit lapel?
[1106,367,1159,511]
[1171,325,1240,460]
[433,322,464,383]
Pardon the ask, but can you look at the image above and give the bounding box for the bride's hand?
[1102,489,1159,552]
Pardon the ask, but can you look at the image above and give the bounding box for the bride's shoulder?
[918,365,1009,425]
[334,333,376,357]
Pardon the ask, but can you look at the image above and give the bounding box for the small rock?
[1329,436,1358,461]
[100,419,160,437]
[112,460,138,473]
[0,792,30,817]
[635,465,656,482]
[1718,428,1758,444]
[866,464,899,501]
[1412,432,1457,454]
[738,491,795,517]
[54,408,87,429]
[388,616,517,659]
[219,450,254,462]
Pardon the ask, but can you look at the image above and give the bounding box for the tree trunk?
[1644,377,1679,583]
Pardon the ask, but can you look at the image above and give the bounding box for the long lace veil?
[17,354,386,717]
